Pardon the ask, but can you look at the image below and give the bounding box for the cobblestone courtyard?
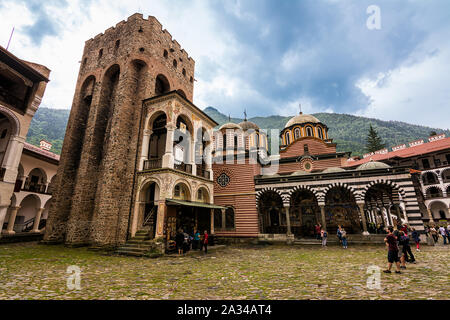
[0,242,448,300]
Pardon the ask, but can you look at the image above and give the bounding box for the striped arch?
[256,187,284,207]
[423,184,444,194]
[323,182,359,201]
[360,179,406,200]
[287,185,320,205]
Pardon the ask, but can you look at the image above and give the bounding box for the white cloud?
[356,32,450,130]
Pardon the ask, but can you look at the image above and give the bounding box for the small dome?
[322,167,346,173]
[285,113,321,128]
[239,119,259,131]
[357,160,391,171]
[291,170,309,176]
[219,122,242,130]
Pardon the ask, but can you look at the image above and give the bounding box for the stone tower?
[44,13,195,247]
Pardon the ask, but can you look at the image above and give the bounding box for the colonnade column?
[155,201,166,238]
[319,203,327,231]
[5,206,20,235]
[284,206,292,235]
[0,205,9,237]
[140,129,152,170]
[221,208,226,230]
[357,202,369,235]
[2,135,25,183]
[31,207,45,233]
[191,136,197,176]
[162,124,175,168]
[210,209,215,235]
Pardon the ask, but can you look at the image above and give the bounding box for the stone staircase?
[116,230,163,257]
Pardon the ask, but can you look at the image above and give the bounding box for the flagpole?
[6,26,15,50]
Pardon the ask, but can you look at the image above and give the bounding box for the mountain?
[203,106,450,156]
[26,107,70,155]
[26,106,450,157]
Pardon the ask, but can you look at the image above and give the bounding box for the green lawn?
[0,242,448,300]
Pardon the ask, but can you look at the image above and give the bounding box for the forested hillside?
[26,106,450,157]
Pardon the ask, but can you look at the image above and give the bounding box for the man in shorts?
[384,226,401,274]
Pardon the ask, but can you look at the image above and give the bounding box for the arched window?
[294,128,301,140]
[317,127,323,139]
[285,132,291,145]
[163,49,168,58]
[182,68,186,76]
[255,133,260,147]
[173,59,177,68]
[225,207,235,229]
[234,134,238,150]
[155,74,170,95]
[223,133,227,151]
[174,183,189,200]
[306,126,313,137]
[98,49,103,59]
[214,209,223,229]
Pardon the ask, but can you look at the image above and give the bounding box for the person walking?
[439,225,447,245]
[446,225,450,244]
[337,225,342,245]
[202,230,209,254]
[430,226,438,243]
[399,231,415,268]
[320,228,327,247]
[175,229,185,256]
[383,226,401,274]
[411,227,421,252]
[193,230,201,250]
[315,224,321,240]
[341,228,348,249]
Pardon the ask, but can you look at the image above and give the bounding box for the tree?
[366,124,386,152]
[429,131,437,136]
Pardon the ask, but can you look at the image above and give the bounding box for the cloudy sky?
[0,0,449,129]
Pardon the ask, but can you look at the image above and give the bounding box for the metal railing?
[22,184,47,194]
[174,163,192,174]
[143,158,162,170]
[196,165,210,179]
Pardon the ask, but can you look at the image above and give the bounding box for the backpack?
[323,231,328,238]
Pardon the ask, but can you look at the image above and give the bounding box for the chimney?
[40,140,52,151]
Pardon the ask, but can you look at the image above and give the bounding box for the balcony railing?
[196,165,210,179]
[22,184,48,194]
[143,158,162,170]
[174,163,192,174]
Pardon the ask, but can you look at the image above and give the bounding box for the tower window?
[317,127,323,139]
[138,26,143,33]
[139,47,145,53]
[306,126,313,137]
[115,40,120,49]
[163,50,168,58]
[304,144,309,153]
[182,68,186,76]
[190,76,194,83]
[173,59,178,68]
[98,49,103,59]
[285,132,291,145]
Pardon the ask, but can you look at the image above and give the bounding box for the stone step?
[121,243,153,250]
[117,247,150,254]
[116,250,146,257]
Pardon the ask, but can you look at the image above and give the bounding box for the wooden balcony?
[143,158,162,170]
[174,163,192,174]
[196,165,210,179]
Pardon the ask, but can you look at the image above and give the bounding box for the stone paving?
[0,242,448,300]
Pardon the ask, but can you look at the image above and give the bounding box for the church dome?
[239,119,259,131]
[356,160,391,171]
[219,122,242,130]
[322,167,346,173]
[285,113,321,128]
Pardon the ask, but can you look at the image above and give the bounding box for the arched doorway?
[258,190,284,234]
[325,187,360,234]
[139,181,160,239]
[155,74,170,96]
[289,189,320,238]
[16,194,41,232]
[173,115,193,173]
[24,168,47,193]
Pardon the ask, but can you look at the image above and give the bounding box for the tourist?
[430,226,438,243]
[193,230,201,250]
[439,225,447,245]
[183,230,190,254]
[399,231,415,267]
[320,228,327,247]
[446,225,450,244]
[175,229,185,255]
[383,226,401,274]
[411,227,421,251]
[202,230,209,254]
[341,227,348,249]
[315,224,321,240]
[337,225,342,244]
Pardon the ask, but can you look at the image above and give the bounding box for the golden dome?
[285,113,321,128]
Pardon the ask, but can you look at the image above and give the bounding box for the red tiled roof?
[345,137,450,167]
[23,142,60,161]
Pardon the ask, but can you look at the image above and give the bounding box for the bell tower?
[44,13,196,247]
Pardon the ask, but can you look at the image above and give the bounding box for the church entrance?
[290,189,320,238]
[257,190,286,234]
[324,187,361,234]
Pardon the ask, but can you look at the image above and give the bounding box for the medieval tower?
[44,13,195,247]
